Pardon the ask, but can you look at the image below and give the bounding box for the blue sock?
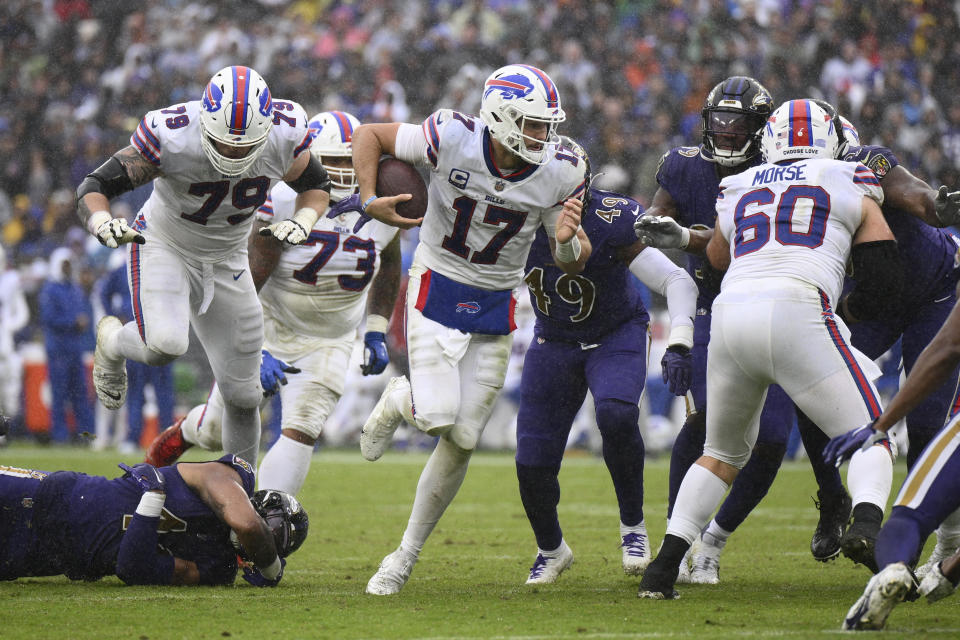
[875,508,927,569]
[668,411,706,519]
[516,462,563,551]
[715,442,785,532]
[597,399,645,526]
[797,410,846,498]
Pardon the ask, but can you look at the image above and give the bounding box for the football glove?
[633,215,690,249]
[661,345,692,396]
[241,557,285,587]
[259,219,308,245]
[361,331,390,376]
[118,462,166,493]
[94,217,145,249]
[919,562,959,603]
[934,185,960,227]
[260,350,300,397]
[325,194,373,233]
[823,422,891,467]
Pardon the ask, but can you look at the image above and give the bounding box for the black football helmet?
[251,489,309,557]
[701,76,774,167]
[557,135,592,206]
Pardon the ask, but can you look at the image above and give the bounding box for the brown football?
[376,156,428,220]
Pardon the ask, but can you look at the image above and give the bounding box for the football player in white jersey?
[0,245,29,431]
[637,99,903,599]
[76,66,332,468]
[351,63,590,595]
[142,111,402,497]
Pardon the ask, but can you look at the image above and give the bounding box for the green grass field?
[2,444,958,639]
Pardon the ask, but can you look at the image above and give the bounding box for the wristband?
[555,234,582,263]
[87,210,112,235]
[361,195,377,212]
[677,227,691,250]
[365,314,389,334]
[667,324,694,350]
[135,491,166,518]
[260,556,283,580]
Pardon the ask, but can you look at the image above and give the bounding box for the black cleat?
[811,488,852,562]
[841,503,883,573]
[637,556,680,600]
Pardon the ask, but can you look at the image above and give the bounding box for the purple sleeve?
[115,513,175,585]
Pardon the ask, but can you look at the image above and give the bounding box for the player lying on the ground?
[826,280,960,629]
[0,455,307,586]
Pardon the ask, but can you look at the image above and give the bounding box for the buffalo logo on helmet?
[203,83,223,112]
[484,73,535,102]
[258,87,273,118]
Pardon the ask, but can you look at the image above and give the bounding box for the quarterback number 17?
[441,196,527,265]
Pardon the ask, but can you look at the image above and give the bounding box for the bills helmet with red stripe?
[199,66,274,176]
[479,64,565,165]
[701,76,774,167]
[811,99,861,158]
[761,99,839,165]
[308,111,361,202]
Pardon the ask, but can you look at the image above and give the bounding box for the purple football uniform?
[0,455,254,583]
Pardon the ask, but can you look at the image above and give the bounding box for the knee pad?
[143,329,188,364]
[595,399,640,439]
[218,380,263,410]
[142,346,179,367]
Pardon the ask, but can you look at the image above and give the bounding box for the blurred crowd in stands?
[0,0,956,448]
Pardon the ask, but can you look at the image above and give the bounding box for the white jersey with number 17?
[399,109,587,291]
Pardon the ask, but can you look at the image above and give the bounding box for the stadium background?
[0,0,956,451]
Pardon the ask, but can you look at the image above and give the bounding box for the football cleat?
[621,529,652,576]
[145,418,192,467]
[915,531,960,581]
[842,562,915,630]
[526,541,574,584]
[918,562,958,603]
[637,555,680,600]
[841,507,882,573]
[365,547,417,595]
[689,536,721,585]
[811,488,852,562]
[93,316,127,410]
[360,376,410,461]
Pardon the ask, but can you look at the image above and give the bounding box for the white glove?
[89,211,145,249]
[258,207,319,245]
[934,185,960,227]
[634,215,690,249]
[918,562,958,603]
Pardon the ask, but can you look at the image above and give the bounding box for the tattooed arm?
[366,234,401,321]
[248,219,284,292]
[76,146,162,230]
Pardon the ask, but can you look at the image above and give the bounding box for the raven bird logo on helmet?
[244,489,309,558]
[199,66,274,176]
[701,76,774,167]
[479,64,565,165]
[761,99,839,165]
[308,111,361,202]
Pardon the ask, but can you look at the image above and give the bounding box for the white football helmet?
[479,64,565,165]
[199,66,274,176]
[761,99,838,165]
[308,111,361,202]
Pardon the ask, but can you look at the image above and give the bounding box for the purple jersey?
[655,146,760,309]
[2,455,254,583]
[843,145,959,307]
[523,188,649,343]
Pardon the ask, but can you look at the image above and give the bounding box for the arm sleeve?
[394,122,431,168]
[629,248,697,348]
[115,512,175,585]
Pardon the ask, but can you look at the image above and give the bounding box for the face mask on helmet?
[479,64,566,165]
[308,111,361,202]
[760,99,839,165]
[233,489,310,560]
[199,66,274,176]
[701,76,773,167]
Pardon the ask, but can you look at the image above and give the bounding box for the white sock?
[178,403,207,447]
[400,436,473,558]
[702,519,731,550]
[936,508,960,546]
[846,443,893,510]
[257,435,314,495]
[666,464,730,545]
[221,404,260,469]
[114,321,151,362]
[540,539,570,557]
[620,520,647,537]
[395,378,415,424]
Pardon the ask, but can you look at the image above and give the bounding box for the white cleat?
[842,562,915,630]
[93,316,127,410]
[525,541,574,584]
[915,533,960,581]
[918,562,957,603]
[675,547,692,584]
[360,376,410,461]
[621,528,652,576]
[689,536,721,585]
[365,547,417,595]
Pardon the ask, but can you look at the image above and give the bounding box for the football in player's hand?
[376,157,428,220]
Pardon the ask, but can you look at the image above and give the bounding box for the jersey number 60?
[733,185,830,257]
